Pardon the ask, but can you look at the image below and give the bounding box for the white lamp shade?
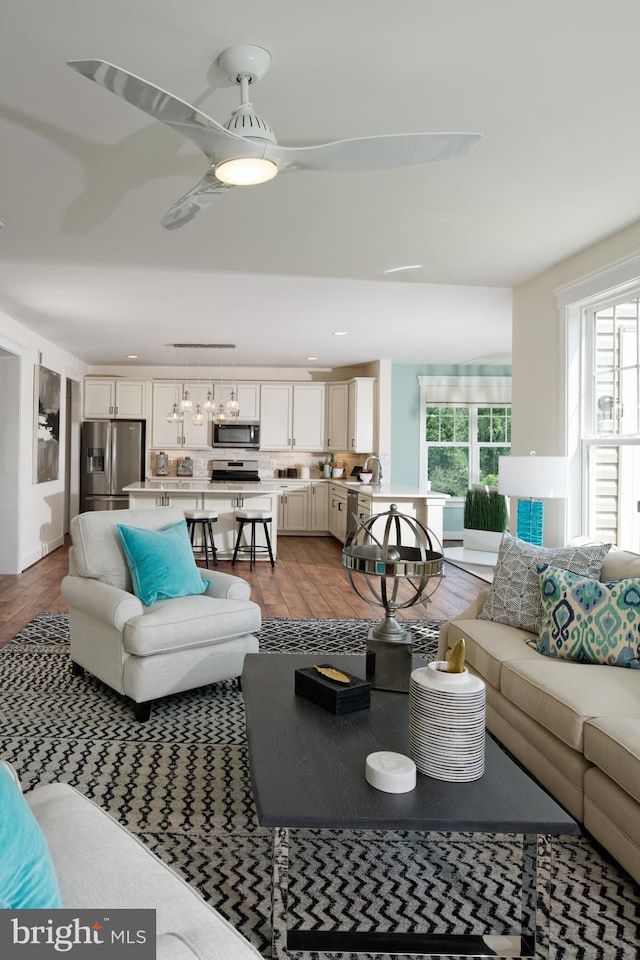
[498,456,568,499]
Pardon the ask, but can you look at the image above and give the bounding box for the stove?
[211,459,261,483]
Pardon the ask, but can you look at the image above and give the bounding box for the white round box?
[365,751,417,793]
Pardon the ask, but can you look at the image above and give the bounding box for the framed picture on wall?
[33,364,61,483]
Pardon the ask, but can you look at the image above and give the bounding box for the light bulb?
[192,405,204,427]
[226,390,240,415]
[214,404,227,424]
[180,389,192,411]
[203,391,216,413]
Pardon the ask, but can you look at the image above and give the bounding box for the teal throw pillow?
[118,519,210,606]
[537,565,640,668]
[0,763,62,908]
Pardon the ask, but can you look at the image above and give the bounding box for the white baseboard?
[21,535,64,572]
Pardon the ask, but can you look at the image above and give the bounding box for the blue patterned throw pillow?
[537,565,640,668]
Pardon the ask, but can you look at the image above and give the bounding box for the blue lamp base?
[516,499,544,546]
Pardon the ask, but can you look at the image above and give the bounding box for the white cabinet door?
[83,379,115,418]
[328,484,348,541]
[326,382,349,451]
[152,383,182,448]
[236,383,260,420]
[115,381,147,418]
[309,482,328,530]
[348,378,376,453]
[181,382,214,449]
[279,488,308,531]
[292,384,325,451]
[260,384,293,450]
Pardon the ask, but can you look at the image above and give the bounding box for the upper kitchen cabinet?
[260,383,326,451]
[83,378,148,420]
[151,382,213,449]
[213,382,261,421]
[348,377,377,453]
[325,382,349,451]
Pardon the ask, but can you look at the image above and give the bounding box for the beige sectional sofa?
[438,543,640,886]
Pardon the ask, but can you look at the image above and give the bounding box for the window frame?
[419,377,512,498]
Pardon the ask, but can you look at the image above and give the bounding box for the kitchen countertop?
[124,479,448,500]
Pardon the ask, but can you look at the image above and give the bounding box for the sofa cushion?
[27,782,263,959]
[118,520,210,606]
[500,658,640,751]
[537,566,640,668]
[439,617,541,690]
[479,532,610,633]
[584,718,640,806]
[0,763,62,909]
[124,595,262,656]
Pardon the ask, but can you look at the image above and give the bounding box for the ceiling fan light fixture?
[215,157,277,186]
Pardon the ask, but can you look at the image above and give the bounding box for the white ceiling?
[2,0,640,369]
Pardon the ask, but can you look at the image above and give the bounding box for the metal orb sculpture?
[342,504,444,691]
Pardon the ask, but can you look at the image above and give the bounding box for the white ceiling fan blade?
[266,132,483,173]
[160,170,233,230]
[67,59,258,160]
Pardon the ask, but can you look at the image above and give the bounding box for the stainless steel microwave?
[211,421,260,448]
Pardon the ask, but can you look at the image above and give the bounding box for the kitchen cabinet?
[325,382,349,451]
[276,483,309,531]
[328,483,348,542]
[309,482,328,531]
[83,378,148,419]
[213,382,260,421]
[260,383,325,451]
[348,378,376,453]
[151,382,213,449]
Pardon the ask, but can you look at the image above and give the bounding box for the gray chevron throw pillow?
[479,532,611,633]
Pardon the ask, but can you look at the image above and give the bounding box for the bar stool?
[232,510,275,570]
[183,510,218,568]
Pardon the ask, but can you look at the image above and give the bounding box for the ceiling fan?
[67,44,482,230]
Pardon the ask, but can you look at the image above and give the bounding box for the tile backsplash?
[148,449,376,480]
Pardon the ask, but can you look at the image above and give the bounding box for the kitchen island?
[123,479,448,557]
[124,480,284,560]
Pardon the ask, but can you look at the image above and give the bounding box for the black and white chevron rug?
[2,614,639,960]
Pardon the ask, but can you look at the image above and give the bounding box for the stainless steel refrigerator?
[80,420,145,512]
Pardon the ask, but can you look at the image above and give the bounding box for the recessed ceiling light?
[307,356,318,361]
[333,331,349,337]
[383,264,422,274]
[127,354,138,359]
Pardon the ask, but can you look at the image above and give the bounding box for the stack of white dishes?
[408,661,486,782]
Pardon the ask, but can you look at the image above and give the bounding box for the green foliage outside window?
[425,404,511,495]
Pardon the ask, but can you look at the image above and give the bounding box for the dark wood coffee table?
[242,652,580,959]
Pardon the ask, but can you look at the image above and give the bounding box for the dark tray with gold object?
[294,663,371,715]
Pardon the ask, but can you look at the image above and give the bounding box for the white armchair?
[61,508,261,720]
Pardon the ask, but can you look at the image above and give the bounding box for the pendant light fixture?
[225,346,240,418]
[191,346,204,426]
[167,345,185,423]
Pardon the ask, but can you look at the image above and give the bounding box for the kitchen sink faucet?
[363,456,383,484]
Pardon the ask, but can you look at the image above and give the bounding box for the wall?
[513,219,640,546]
[390,363,513,488]
[0,311,86,571]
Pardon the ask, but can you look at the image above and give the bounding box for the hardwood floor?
[0,536,488,646]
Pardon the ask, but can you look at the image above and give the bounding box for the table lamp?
[498,453,568,546]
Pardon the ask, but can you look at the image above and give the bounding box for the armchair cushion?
[124,596,262,656]
[118,520,210,607]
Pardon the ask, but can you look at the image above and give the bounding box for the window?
[419,377,512,498]
[583,297,640,548]
[425,404,511,496]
